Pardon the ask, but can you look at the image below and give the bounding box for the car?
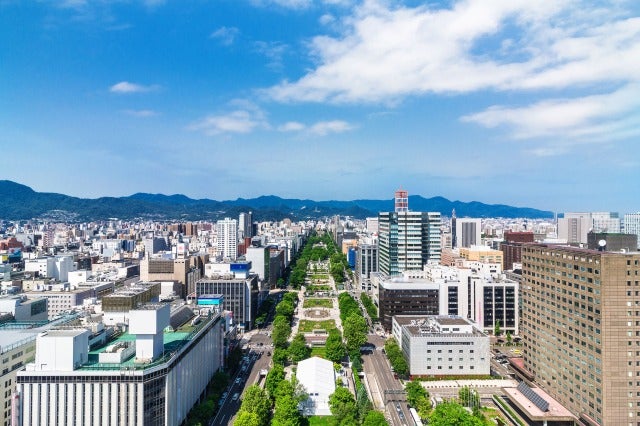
[221,392,228,399]
[235,377,242,384]
[232,393,240,401]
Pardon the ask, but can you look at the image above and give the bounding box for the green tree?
[362,410,389,426]
[343,313,368,352]
[405,381,429,407]
[506,330,512,345]
[277,277,286,288]
[428,401,489,426]
[265,364,286,401]
[272,315,292,348]
[234,411,262,426]
[273,394,302,426]
[494,319,502,337]
[288,333,311,363]
[239,385,271,426]
[384,339,409,376]
[325,329,346,363]
[329,387,358,425]
[273,347,289,365]
[276,300,295,319]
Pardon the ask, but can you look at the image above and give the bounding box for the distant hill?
[0,180,553,221]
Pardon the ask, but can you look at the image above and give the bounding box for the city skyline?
[2,0,639,213]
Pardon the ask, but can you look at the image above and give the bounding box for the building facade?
[521,244,640,425]
[455,218,482,248]
[216,218,238,261]
[392,315,490,377]
[195,276,259,332]
[378,211,441,277]
[624,213,640,249]
[16,307,224,426]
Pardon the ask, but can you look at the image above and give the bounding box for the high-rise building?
[239,212,253,240]
[355,243,378,290]
[216,218,238,261]
[455,218,481,248]
[521,244,640,425]
[624,213,640,249]
[378,211,441,276]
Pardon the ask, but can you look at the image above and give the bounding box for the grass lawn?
[310,346,327,358]
[303,299,333,308]
[298,319,337,333]
[307,416,334,426]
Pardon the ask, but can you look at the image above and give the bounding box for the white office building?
[16,304,224,426]
[216,218,238,261]
[392,315,490,377]
[624,213,640,248]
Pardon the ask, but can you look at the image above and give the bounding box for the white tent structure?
[297,356,336,416]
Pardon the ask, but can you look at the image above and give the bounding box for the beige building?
[140,254,208,299]
[459,246,503,265]
[522,244,640,426]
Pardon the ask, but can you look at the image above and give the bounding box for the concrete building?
[378,211,441,277]
[455,218,482,248]
[0,296,48,322]
[216,218,238,261]
[15,305,224,426]
[297,357,336,416]
[587,231,637,252]
[355,243,378,291]
[521,244,640,425]
[100,282,161,325]
[373,265,519,335]
[195,275,259,332]
[459,246,503,265]
[140,254,207,299]
[245,246,269,281]
[624,213,640,249]
[0,314,82,426]
[392,315,490,377]
[24,288,93,319]
[365,217,379,234]
[558,212,621,245]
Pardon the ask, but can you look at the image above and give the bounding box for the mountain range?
[0,180,553,221]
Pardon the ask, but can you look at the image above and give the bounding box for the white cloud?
[461,84,640,141]
[266,0,640,103]
[278,121,306,132]
[319,14,335,26]
[210,26,240,46]
[189,105,268,136]
[109,81,158,94]
[308,120,353,136]
[123,109,159,117]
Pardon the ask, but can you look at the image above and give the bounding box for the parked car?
[232,393,240,401]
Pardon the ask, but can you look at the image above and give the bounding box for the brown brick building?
[500,231,534,270]
[522,244,640,425]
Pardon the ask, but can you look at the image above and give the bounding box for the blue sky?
[1,0,639,213]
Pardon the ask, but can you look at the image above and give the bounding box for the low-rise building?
[392,315,490,377]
